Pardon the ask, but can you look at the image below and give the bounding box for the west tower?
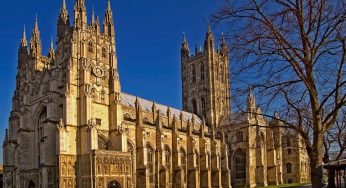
[181,28,231,127]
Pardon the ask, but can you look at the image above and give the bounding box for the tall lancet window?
[37,107,47,164]
[192,65,196,83]
[180,148,187,183]
[165,145,172,183]
[234,149,246,179]
[147,144,155,184]
[200,64,205,80]
[192,99,198,115]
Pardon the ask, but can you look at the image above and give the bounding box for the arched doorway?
[28,180,35,188]
[108,180,121,188]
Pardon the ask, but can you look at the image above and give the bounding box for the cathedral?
[2,0,310,188]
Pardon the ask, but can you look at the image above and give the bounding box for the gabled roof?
[120,92,202,124]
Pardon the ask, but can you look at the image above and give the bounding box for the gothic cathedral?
[2,0,231,187]
[2,0,311,188]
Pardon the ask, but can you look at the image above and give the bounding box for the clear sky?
[0,0,225,162]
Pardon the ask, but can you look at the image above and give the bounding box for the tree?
[212,0,346,187]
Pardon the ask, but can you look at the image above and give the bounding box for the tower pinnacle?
[247,86,256,113]
[59,0,69,22]
[181,32,190,57]
[20,25,27,47]
[107,0,112,11]
[104,0,115,38]
[30,17,42,57]
[204,25,214,51]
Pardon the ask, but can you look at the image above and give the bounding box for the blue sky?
[0,0,225,162]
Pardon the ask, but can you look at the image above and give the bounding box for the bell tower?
[181,28,231,127]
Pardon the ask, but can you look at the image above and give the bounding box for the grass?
[256,183,310,188]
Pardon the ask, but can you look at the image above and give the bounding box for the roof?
[120,92,202,124]
[220,111,249,126]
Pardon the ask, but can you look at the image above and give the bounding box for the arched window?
[201,98,206,116]
[128,141,135,186]
[200,64,205,80]
[236,131,243,142]
[192,65,196,83]
[286,163,292,174]
[28,180,35,188]
[147,144,155,184]
[102,47,107,58]
[165,145,172,183]
[234,149,246,179]
[180,148,187,183]
[88,41,94,53]
[38,107,47,140]
[192,99,198,114]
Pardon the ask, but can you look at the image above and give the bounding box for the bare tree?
[212,0,346,187]
[323,109,346,163]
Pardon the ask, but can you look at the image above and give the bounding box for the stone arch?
[28,180,35,188]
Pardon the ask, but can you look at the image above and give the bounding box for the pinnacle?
[182,32,187,43]
[107,0,112,11]
[21,24,27,47]
[62,0,66,10]
[34,15,39,31]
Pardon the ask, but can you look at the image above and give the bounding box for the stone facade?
[219,90,311,188]
[2,0,231,188]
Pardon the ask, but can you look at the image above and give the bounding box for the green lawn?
[256,183,310,188]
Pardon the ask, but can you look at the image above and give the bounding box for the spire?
[30,16,42,56]
[62,0,66,9]
[221,32,228,52]
[59,0,69,22]
[181,32,190,57]
[48,36,55,59]
[104,0,115,37]
[74,0,87,29]
[50,36,54,49]
[34,15,39,32]
[20,24,27,47]
[107,0,112,11]
[58,0,70,39]
[204,24,214,51]
[91,7,95,24]
[247,86,256,113]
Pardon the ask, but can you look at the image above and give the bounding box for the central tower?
[181,28,231,127]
